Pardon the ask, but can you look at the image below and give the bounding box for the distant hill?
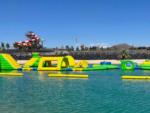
[111,43,133,50]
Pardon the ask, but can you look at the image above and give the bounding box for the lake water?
[0,70,150,113]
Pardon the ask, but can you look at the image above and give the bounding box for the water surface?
[0,70,150,113]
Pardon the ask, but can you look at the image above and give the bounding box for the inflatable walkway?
[0,54,20,70]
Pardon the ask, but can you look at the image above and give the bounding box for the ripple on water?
[0,70,150,113]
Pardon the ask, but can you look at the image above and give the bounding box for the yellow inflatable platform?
[0,73,23,76]
[122,76,150,79]
[48,73,88,78]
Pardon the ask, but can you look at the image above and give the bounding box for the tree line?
[0,42,149,60]
[0,42,10,50]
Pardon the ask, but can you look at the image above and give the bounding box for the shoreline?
[17,59,146,65]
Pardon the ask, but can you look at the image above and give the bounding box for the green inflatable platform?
[83,66,108,71]
[93,64,118,69]
[139,66,150,70]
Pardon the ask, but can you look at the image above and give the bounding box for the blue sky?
[0,0,149,47]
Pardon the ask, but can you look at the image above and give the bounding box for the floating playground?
[0,52,150,79]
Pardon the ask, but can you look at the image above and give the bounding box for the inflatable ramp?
[0,54,20,70]
[24,58,40,68]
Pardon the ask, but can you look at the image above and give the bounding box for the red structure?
[14,32,43,50]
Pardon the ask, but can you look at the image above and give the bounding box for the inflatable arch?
[65,55,75,67]
[37,56,74,71]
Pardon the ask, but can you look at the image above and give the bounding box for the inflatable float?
[48,73,88,78]
[93,63,118,69]
[122,76,150,79]
[0,73,23,76]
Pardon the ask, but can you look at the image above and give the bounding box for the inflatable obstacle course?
[36,55,128,71]
[0,54,20,70]
[1,52,149,71]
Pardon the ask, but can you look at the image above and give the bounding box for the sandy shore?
[17,59,146,65]
[76,59,146,64]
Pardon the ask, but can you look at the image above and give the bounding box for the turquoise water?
[0,70,150,113]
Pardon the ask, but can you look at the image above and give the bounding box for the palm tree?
[80,44,85,51]
[70,46,74,51]
[6,43,10,50]
[65,45,70,51]
[76,46,79,51]
[1,42,5,50]
[120,50,130,59]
